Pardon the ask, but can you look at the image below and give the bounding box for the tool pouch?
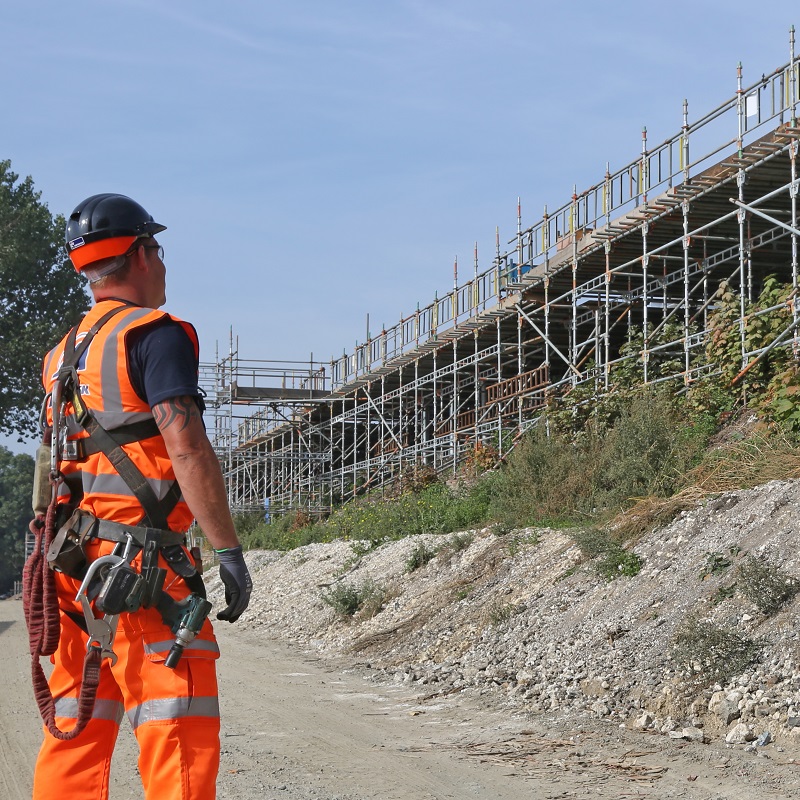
[47,507,96,579]
[190,546,203,575]
[140,531,166,609]
[96,565,145,615]
[161,544,206,598]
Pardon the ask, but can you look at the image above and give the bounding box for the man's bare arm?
[153,395,240,551]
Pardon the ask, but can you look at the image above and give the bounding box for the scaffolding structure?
[207,30,800,517]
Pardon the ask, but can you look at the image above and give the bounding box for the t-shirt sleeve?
[127,319,204,408]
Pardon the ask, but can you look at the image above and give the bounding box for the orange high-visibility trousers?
[33,565,220,800]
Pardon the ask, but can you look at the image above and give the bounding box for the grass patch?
[611,487,705,542]
[595,547,643,580]
[571,527,642,580]
[249,480,494,552]
[234,388,800,559]
[485,600,515,626]
[505,531,539,557]
[435,531,475,560]
[688,428,800,494]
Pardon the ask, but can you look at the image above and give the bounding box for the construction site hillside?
[201,30,800,519]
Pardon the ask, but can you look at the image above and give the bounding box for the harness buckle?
[61,438,85,461]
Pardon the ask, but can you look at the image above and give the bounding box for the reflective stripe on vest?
[43,300,200,531]
[54,697,125,724]
[63,471,179,502]
[128,696,220,729]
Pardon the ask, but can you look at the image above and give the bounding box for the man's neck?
[95,296,141,308]
[92,287,151,307]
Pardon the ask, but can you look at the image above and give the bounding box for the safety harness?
[23,303,208,740]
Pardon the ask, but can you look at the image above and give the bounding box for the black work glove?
[215,546,252,623]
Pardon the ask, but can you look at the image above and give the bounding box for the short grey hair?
[82,255,129,284]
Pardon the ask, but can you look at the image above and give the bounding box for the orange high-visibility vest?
[42,299,200,532]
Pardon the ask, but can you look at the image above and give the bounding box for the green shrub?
[446,531,475,553]
[571,527,642,580]
[488,424,591,527]
[572,527,614,558]
[706,276,800,430]
[592,390,708,507]
[337,539,380,574]
[699,549,735,579]
[489,389,712,531]
[671,616,763,683]
[435,531,475,560]
[404,540,436,573]
[595,546,642,580]
[737,555,799,615]
[713,584,737,604]
[321,578,386,619]
[486,600,514,626]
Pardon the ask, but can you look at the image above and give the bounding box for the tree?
[0,445,34,593]
[0,160,89,440]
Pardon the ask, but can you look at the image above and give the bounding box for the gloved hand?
[215,546,252,622]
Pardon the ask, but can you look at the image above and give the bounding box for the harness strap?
[58,304,182,530]
[97,517,186,548]
[62,418,161,459]
[63,304,130,373]
[161,544,207,598]
[58,430,183,524]
[80,416,171,529]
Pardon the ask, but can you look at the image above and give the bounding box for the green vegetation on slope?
[237,277,800,556]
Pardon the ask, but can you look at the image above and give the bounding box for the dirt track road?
[4,596,800,800]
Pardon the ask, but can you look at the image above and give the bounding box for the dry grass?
[610,428,800,544]
[689,429,800,493]
[611,487,707,542]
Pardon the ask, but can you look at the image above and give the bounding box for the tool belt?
[48,505,205,603]
[47,506,187,578]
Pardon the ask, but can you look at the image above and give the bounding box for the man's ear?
[130,245,149,274]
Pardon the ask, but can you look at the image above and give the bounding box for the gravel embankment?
[206,477,800,748]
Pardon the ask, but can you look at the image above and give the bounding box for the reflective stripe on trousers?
[128,695,220,729]
[54,697,125,725]
[143,637,220,657]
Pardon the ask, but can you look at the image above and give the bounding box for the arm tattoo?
[153,396,199,432]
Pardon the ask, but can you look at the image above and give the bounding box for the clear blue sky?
[3,1,799,452]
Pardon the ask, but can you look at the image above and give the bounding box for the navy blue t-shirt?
[126,319,204,410]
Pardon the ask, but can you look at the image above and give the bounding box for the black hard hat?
[65,193,166,271]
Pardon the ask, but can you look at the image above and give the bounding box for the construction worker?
[30,193,252,800]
